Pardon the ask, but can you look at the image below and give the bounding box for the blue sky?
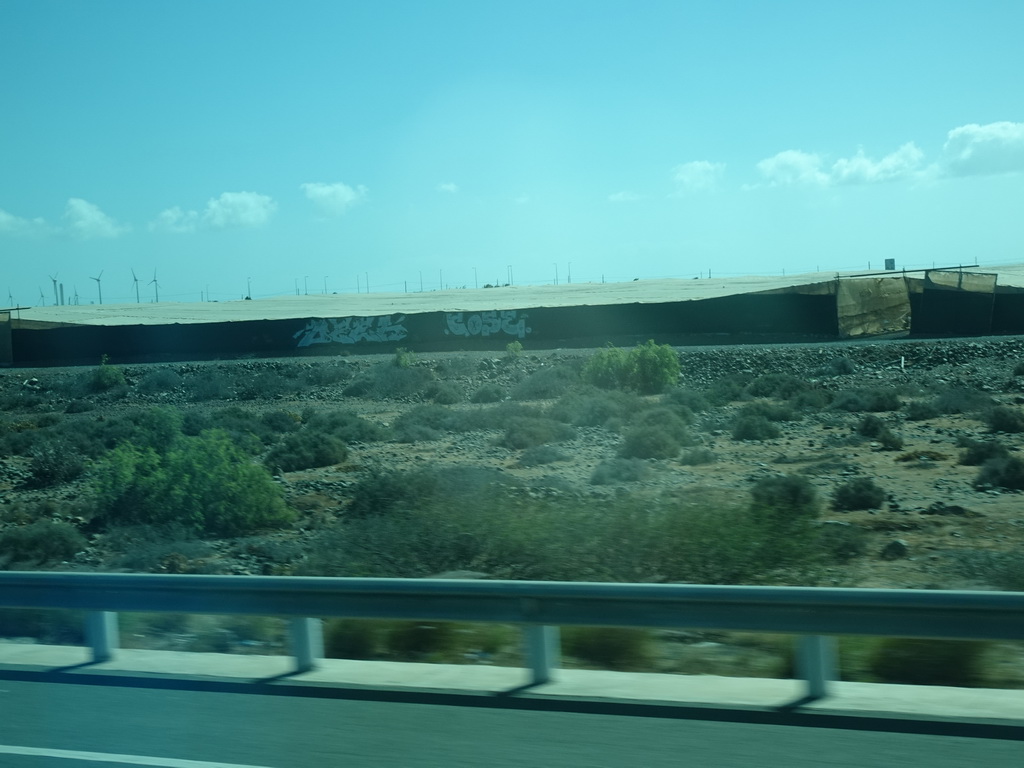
[2,0,1022,306]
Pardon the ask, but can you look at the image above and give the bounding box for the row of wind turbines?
[31,270,161,307]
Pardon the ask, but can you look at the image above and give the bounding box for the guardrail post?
[796,634,836,700]
[289,617,323,673]
[85,610,119,663]
[523,624,559,685]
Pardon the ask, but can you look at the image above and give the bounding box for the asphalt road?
[0,679,1020,768]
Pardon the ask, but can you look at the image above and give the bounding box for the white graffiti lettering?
[445,310,530,339]
[293,315,408,347]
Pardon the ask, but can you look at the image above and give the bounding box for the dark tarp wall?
[11,293,840,365]
[908,272,997,336]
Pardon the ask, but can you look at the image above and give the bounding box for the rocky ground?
[2,335,1024,683]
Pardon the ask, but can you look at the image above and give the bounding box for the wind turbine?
[38,287,46,306]
[131,269,141,303]
[73,286,80,305]
[90,270,104,305]
[149,270,160,303]
[49,273,59,306]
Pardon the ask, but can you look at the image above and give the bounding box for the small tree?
[91,430,293,537]
[628,340,680,394]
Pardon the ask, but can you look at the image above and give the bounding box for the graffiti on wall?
[293,315,408,347]
[444,310,530,339]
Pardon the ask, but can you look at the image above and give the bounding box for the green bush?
[933,387,993,415]
[426,381,463,404]
[974,456,1024,490]
[705,374,750,405]
[518,445,568,467]
[745,374,808,400]
[664,387,711,413]
[747,474,821,568]
[303,409,386,443]
[27,441,86,487]
[832,388,900,413]
[582,341,679,394]
[549,389,641,427]
[470,384,505,404]
[185,370,234,401]
[750,474,820,519]
[342,363,435,399]
[790,388,833,410]
[500,417,574,449]
[818,522,867,563]
[264,431,348,472]
[582,345,631,390]
[869,638,987,686]
[347,466,513,518]
[137,368,183,394]
[629,340,681,394]
[90,357,126,392]
[831,477,886,511]
[181,408,265,453]
[738,401,798,423]
[90,430,294,536]
[905,400,940,421]
[815,356,857,376]
[590,457,649,484]
[0,521,87,567]
[679,447,717,465]
[731,415,780,441]
[856,415,902,450]
[510,364,580,401]
[856,415,887,438]
[618,427,680,459]
[986,406,1024,433]
[261,410,301,434]
[562,626,652,670]
[957,437,1010,466]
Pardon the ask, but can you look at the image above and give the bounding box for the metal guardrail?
[2,573,1023,699]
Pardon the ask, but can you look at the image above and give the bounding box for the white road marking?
[0,743,277,767]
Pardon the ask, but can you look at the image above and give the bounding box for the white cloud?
[150,191,276,233]
[942,121,1024,177]
[755,143,924,187]
[300,181,366,216]
[436,182,459,194]
[608,190,641,202]
[831,143,924,184]
[755,150,829,187]
[63,198,128,239]
[203,191,277,228]
[672,161,725,190]
[0,208,47,236]
[150,206,200,234]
